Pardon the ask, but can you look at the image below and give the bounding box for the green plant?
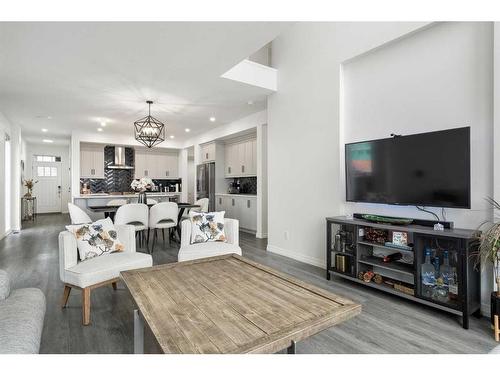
[475,197,500,297]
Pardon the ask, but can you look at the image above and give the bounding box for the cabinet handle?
[232,199,235,206]
[247,200,250,208]
[241,165,245,173]
[145,170,148,176]
[206,153,209,159]
[91,169,94,175]
[166,171,169,176]
[228,167,231,174]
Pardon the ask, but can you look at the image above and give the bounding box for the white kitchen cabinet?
[215,194,256,232]
[200,142,216,163]
[80,144,104,179]
[134,150,179,179]
[224,137,257,178]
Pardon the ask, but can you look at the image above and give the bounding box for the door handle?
[219,197,222,205]
[241,165,245,173]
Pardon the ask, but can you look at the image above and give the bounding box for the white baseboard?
[267,244,325,268]
[482,302,491,318]
[256,232,268,239]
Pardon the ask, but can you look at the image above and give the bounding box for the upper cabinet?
[224,137,256,177]
[134,149,179,179]
[80,144,105,179]
[200,142,216,163]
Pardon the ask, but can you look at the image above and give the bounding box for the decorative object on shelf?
[134,100,166,148]
[392,231,408,245]
[362,214,413,225]
[373,274,383,284]
[473,197,500,340]
[362,270,375,283]
[364,228,389,244]
[382,252,403,263]
[335,254,347,273]
[394,283,415,296]
[131,177,155,193]
[23,178,38,197]
[384,241,413,251]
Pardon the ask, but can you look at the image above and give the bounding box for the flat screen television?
[345,127,470,209]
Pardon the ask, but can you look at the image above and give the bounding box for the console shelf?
[326,216,481,329]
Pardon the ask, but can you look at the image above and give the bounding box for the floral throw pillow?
[190,211,226,244]
[66,217,125,261]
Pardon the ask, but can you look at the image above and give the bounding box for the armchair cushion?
[190,211,226,244]
[64,252,152,288]
[66,217,125,261]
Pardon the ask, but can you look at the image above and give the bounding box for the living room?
[1,0,500,373]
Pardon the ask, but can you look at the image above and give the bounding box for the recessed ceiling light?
[247,100,254,105]
[47,116,52,120]
[209,117,216,122]
[43,139,53,143]
[41,128,48,132]
[97,128,103,132]
[185,128,190,133]
[100,121,107,127]
[169,135,175,139]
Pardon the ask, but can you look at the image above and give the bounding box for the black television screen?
[345,127,470,209]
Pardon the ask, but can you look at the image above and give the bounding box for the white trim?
[267,244,325,269]
[0,229,12,240]
[256,232,268,239]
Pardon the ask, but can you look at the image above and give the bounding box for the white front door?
[33,162,62,213]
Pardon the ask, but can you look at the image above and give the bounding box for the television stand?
[326,216,480,329]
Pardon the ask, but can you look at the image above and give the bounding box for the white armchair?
[178,218,242,262]
[58,224,152,325]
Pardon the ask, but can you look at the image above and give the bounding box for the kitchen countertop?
[215,193,257,197]
[75,192,181,199]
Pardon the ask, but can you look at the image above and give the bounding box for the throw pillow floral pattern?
[190,211,226,244]
[66,217,125,261]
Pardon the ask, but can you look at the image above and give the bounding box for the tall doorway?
[4,134,10,232]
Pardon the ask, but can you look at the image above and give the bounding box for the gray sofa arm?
[0,269,10,300]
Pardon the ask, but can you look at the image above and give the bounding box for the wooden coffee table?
[121,254,361,354]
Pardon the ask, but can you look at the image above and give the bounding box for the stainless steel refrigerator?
[196,162,215,211]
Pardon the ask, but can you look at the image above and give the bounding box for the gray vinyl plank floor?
[0,213,496,354]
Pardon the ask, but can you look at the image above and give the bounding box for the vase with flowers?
[131,177,155,204]
[23,179,38,198]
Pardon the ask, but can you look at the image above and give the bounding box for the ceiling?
[0,22,290,146]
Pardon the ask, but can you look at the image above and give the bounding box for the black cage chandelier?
[134,100,166,148]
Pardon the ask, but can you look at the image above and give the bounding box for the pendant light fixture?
[134,100,166,148]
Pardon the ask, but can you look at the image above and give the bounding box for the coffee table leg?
[287,340,297,354]
[134,309,144,354]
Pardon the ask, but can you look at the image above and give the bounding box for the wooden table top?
[121,254,361,354]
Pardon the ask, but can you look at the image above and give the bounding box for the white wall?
[268,21,494,312]
[25,143,71,213]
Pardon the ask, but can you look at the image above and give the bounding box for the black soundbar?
[353,213,454,229]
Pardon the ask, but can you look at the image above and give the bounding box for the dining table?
[87,202,200,240]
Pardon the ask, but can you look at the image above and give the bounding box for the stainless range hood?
[107,146,134,170]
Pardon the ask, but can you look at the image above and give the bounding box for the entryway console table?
[326,216,480,329]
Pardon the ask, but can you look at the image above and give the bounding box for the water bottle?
[421,247,436,297]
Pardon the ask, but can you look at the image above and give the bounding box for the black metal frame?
[134,101,166,148]
[326,217,480,329]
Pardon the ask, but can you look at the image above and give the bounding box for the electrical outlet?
[284,231,290,240]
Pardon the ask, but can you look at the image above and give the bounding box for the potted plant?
[475,197,500,330]
[23,179,38,197]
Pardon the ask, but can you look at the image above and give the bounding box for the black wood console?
[326,216,481,329]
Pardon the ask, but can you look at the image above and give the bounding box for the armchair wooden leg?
[112,282,117,290]
[61,285,71,308]
[495,315,499,342]
[82,287,91,326]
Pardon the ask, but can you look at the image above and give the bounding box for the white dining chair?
[148,202,178,252]
[114,203,149,250]
[182,197,209,220]
[68,203,92,224]
[106,199,127,206]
